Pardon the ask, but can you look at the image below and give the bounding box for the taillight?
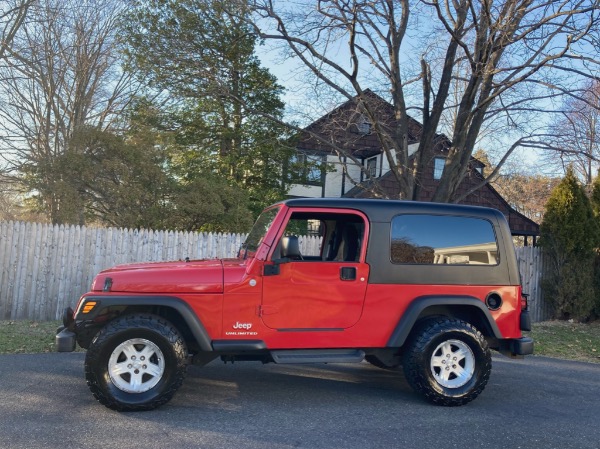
[521,293,529,311]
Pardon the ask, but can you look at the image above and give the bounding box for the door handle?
[340,267,356,281]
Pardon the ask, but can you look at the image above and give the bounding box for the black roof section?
[280,197,506,223]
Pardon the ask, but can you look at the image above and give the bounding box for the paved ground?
[0,353,598,449]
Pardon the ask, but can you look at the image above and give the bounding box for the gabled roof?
[296,90,423,158]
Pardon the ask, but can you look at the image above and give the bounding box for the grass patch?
[0,320,62,354]
[527,321,600,364]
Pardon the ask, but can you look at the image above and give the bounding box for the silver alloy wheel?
[430,339,475,389]
[108,338,165,393]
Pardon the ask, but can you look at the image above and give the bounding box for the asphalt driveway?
[0,353,598,449]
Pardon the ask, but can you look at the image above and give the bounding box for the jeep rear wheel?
[403,318,491,406]
[85,314,187,411]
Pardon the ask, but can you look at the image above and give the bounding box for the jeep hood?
[91,259,224,294]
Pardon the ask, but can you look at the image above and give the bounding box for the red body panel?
[91,260,224,294]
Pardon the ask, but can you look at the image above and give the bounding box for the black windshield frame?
[239,206,280,259]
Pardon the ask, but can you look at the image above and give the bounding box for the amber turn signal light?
[81,301,97,314]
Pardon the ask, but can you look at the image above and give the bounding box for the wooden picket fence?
[0,220,550,322]
[515,246,552,322]
[0,221,248,320]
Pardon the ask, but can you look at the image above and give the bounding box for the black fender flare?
[75,295,212,351]
[386,295,503,348]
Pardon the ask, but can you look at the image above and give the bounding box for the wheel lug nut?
[141,356,145,361]
[134,369,139,374]
[131,356,136,360]
[128,364,132,369]
[142,365,147,369]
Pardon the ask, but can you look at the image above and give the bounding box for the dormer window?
[356,114,371,135]
[357,121,371,135]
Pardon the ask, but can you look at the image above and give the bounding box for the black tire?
[365,355,401,370]
[402,318,491,406]
[85,314,187,411]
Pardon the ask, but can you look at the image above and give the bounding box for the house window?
[434,157,445,180]
[289,151,325,186]
[355,114,371,135]
[357,121,371,135]
[366,156,378,178]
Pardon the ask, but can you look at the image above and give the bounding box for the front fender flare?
[75,295,212,351]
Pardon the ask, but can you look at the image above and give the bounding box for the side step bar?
[271,349,365,364]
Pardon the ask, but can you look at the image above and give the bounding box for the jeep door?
[260,209,370,330]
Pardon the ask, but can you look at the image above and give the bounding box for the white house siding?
[288,183,322,197]
[342,157,363,195]
[324,155,359,197]
[379,142,419,174]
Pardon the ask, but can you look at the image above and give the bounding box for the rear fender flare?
[386,295,502,348]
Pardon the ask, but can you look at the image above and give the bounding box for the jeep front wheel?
[85,314,187,411]
[402,318,491,406]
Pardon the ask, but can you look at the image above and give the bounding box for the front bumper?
[55,326,76,352]
[55,307,76,352]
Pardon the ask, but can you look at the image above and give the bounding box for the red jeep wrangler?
[56,198,533,410]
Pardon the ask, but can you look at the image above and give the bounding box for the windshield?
[239,206,280,258]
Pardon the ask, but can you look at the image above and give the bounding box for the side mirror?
[281,235,301,259]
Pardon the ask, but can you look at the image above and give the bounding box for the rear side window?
[391,215,498,265]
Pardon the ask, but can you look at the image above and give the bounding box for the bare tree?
[0,0,136,224]
[244,0,600,202]
[0,0,34,60]
[541,80,600,189]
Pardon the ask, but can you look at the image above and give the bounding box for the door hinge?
[264,264,280,276]
[256,305,278,317]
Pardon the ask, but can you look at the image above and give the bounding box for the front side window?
[391,215,498,265]
[276,212,365,262]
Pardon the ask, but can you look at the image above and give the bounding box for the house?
[286,91,540,244]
